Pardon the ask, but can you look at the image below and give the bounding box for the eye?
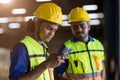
[53,29,57,32]
[79,23,87,28]
[46,26,57,32]
[81,24,85,28]
[47,26,52,30]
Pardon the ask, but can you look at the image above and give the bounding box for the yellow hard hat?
[68,7,91,23]
[33,2,62,25]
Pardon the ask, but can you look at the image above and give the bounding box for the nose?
[49,30,55,36]
[77,25,82,31]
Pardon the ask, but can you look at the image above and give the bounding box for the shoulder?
[11,43,28,57]
[12,43,27,51]
[93,38,102,44]
[91,38,104,49]
[64,39,73,45]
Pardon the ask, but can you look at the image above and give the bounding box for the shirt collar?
[71,35,94,42]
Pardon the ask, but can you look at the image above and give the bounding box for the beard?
[45,37,52,43]
[74,32,88,42]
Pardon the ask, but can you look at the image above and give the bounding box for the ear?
[87,22,91,31]
[26,19,35,33]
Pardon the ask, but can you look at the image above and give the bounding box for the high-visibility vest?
[20,36,52,80]
[64,38,104,80]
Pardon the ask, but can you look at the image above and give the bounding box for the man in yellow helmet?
[9,2,65,80]
[54,7,105,80]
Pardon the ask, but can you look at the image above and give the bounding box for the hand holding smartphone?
[62,47,72,59]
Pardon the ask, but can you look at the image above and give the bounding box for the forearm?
[17,53,64,80]
[17,62,48,80]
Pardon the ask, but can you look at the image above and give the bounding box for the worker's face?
[71,21,90,41]
[38,21,59,43]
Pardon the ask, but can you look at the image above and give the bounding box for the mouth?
[44,38,52,43]
[47,36,52,39]
[76,31,82,34]
[76,32,82,35]
[46,37,52,41]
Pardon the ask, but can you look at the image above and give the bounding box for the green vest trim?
[20,36,50,80]
[64,38,104,78]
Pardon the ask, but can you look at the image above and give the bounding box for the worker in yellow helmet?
[54,7,105,80]
[9,2,65,80]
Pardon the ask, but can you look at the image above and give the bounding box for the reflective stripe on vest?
[66,72,100,78]
[64,38,104,78]
[20,36,51,80]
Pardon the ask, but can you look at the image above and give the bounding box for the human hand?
[43,53,65,68]
[62,47,72,59]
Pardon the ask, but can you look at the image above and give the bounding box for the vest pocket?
[74,60,78,67]
[74,60,84,73]
[71,60,85,74]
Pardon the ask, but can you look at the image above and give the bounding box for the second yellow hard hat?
[69,7,91,23]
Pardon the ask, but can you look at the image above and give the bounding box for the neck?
[77,36,89,43]
[30,34,43,44]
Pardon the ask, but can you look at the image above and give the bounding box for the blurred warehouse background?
[0,0,119,80]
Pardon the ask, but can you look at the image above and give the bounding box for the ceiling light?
[8,17,24,22]
[15,17,24,22]
[0,18,8,23]
[62,21,71,27]
[0,0,11,4]
[11,8,27,15]
[98,13,104,18]
[24,16,34,22]
[8,23,21,29]
[89,13,99,19]
[62,15,68,21]
[90,19,100,25]
[83,5,98,11]
[0,28,4,34]
[35,0,52,2]
[89,13,104,19]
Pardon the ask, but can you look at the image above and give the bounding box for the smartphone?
[62,47,72,58]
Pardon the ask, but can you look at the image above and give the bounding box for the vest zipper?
[86,43,94,80]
